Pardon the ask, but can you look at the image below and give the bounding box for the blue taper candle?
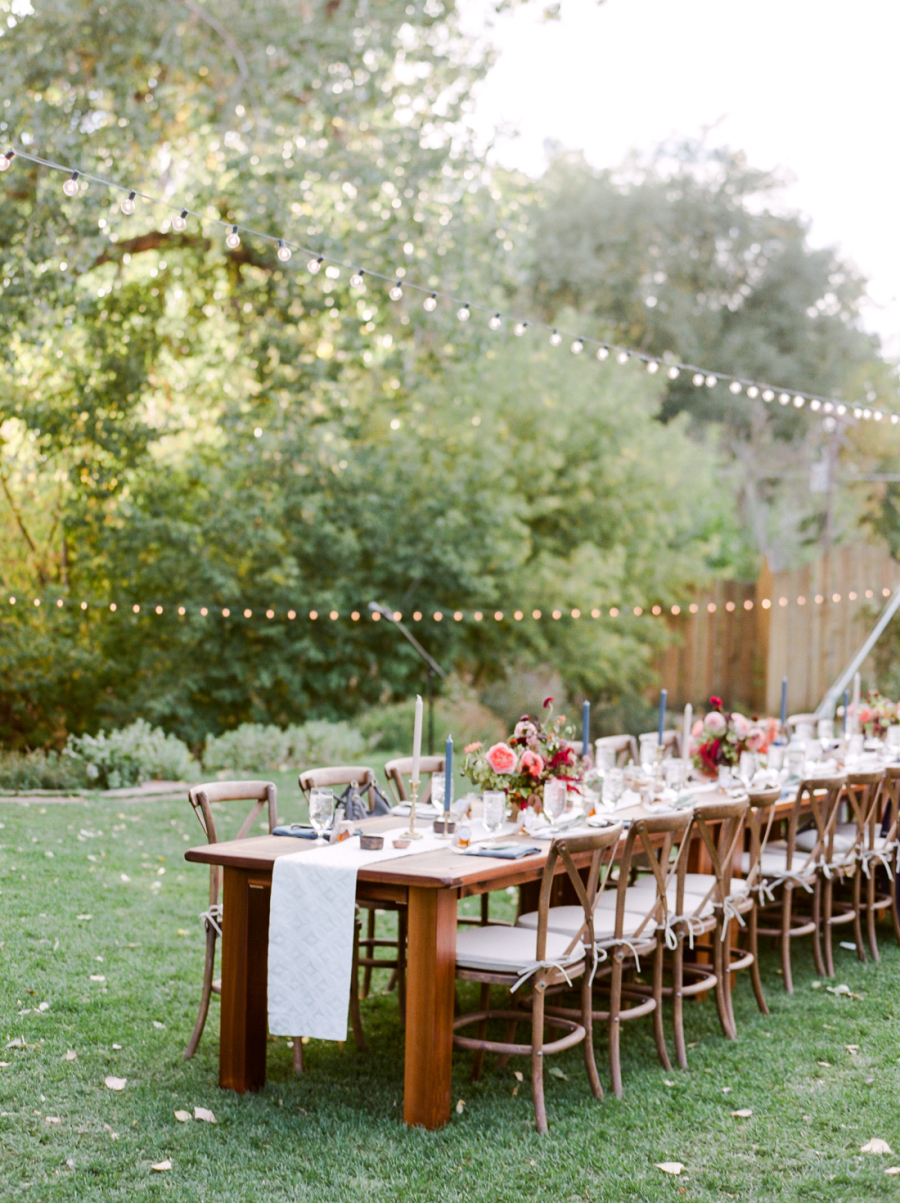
[658,689,667,745]
[444,734,453,813]
[842,689,849,734]
[780,677,788,726]
[582,700,590,759]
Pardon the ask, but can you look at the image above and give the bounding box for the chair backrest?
[298,765,376,801]
[533,824,624,966]
[687,800,749,911]
[786,713,817,733]
[880,765,900,846]
[188,780,277,908]
[614,812,693,941]
[783,775,846,874]
[637,729,682,759]
[744,786,782,890]
[595,734,639,767]
[383,755,445,805]
[844,770,885,856]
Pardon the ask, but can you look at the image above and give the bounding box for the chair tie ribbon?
[860,846,895,880]
[511,957,576,994]
[716,896,747,940]
[199,903,223,937]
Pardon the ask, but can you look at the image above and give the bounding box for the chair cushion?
[796,827,855,854]
[455,924,582,974]
[595,884,714,919]
[741,847,816,878]
[683,872,749,897]
[517,905,651,940]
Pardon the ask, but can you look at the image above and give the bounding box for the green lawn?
[2,787,900,1201]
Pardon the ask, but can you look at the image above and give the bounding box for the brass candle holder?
[401,779,424,840]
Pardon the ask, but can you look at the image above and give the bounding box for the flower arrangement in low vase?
[690,696,779,778]
[855,690,900,739]
[462,698,582,810]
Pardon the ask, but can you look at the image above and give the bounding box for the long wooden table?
[185,813,618,1129]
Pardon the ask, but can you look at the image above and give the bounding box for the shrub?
[358,681,506,754]
[65,719,198,790]
[0,749,89,792]
[202,720,369,776]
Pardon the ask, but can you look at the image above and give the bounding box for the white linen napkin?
[267,827,445,1041]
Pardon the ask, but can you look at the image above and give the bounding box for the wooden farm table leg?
[403,885,457,1129]
[219,866,270,1092]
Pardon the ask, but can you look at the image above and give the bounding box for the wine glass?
[482,790,507,838]
[738,751,757,790]
[602,767,624,808]
[639,733,658,773]
[543,779,567,831]
[309,788,334,845]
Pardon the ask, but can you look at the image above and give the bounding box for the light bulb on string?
[823,401,834,414]
[225,226,241,249]
[389,280,403,301]
[120,191,136,215]
[350,269,365,287]
[457,303,470,322]
[276,239,292,262]
[729,381,742,394]
[488,313,501,330]
[549,329,561,346]
[421,292,437,312]
[616,350,629,365]
[762,389,775,402]
[596,346,609,361]
[667,366,680,380]
[836,404,847,415]
[810,399,822,412]
[307,256,323,274]
[646,359,659,374]
[172,209,188,231]
[570,338,583,354]
[746,385,759,399]
[513,321,527,337]
[692,372,704,386]
[0,150,14,171]
[793,395,805,408]
[705,375,717,387]
[63,171,80,197]
[778,392,790,405]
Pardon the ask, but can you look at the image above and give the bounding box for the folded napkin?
[466,843,541,860]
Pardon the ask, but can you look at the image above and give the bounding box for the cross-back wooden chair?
[637,730,682,759]
[184,780,277,1061]
[731,785,783,1019]
[454,825,623,1134]
[299,765,406,1017]
[865,764,900,955]
[753,775,845,992]
[594,734,639,768]
[829,770,884,967]
[382,755,445,806]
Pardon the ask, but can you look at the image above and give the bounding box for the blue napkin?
[272,824,319,839]
[466,844,541,860]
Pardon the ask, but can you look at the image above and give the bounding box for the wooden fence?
[658,542,900,715]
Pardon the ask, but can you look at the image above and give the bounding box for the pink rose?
[464,741,482,754]
[486,742,518,774]
[705,711,726,736]
[746,725,766,751]
[514,719,538,741]
[520,750,545,778]
[731,712,750,740]
[691,719,704,739]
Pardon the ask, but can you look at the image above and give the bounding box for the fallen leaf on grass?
[44,1116,61,1125]
[151,1160,172,1173]
[513,1071,523,1082]
[687,1041,699,1049]
[152,1021,165,1031]
[861,1139,893,1155]
[89,975,105,983]
[103,1124,118,1139]
[722,1087,732,1094]
[839,941,857,951]
[826,983,864,1000]
[817,1062,831,1068]
[120,874,130,883]
[885,1167,900,1175]
[173,1110,190,1123]
[193,1107,216,1123]
[64,1051,77,1062]
[731,1109,753,1118]
[663,1080,675,1087]
[548,1066,567,1080]
[104,1076,126,1092]
[455,1099,465,1114]
[845,1045,859,1054]
[0,1062,10,1068]
[656,1162,684,1175]
[810,981,821,989]
[112,1044,122,1050]
[76,914,92,921]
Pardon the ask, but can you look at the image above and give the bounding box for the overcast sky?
[461,0,900,356]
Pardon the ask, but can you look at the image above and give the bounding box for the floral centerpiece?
[691,696,779,778]
[855,690,900,739]
[462,698,582,810]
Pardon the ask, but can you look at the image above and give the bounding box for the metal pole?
[367,604,447,753]
[815,584,900,718]
[427,666,434,756]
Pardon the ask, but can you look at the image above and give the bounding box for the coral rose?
[691,719,704,739]
[520,750,545,778]
[486,742,518,774]
[463,741,483,754]
[705,711,726,736]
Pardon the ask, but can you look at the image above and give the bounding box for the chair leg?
[481,894,490,926]
[652,936,671,1071]
[780,884,795,993]
[582,965,603,1101]
[184,928,218,1060]
[811,878,826,978]
[349,916,367,1051]
[714,925,736,1041]
[748,904,769,1016]
[361,909,376,999]
[672,937,687,1071]
[852,869,866,962]
[470,983,491,1082]
[609,953,625,1098]
[531,986,548,1135]
[866,870,880,962]
[397,907,407,1025]
[293,1038,304,1074]
[823,878,835,978]
[892,867,900,944]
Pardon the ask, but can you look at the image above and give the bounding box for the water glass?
[309,788,334,845]
[602,767,625,807]
[738,751,758,789]
[766,744,785,772]
[886,725,900,756]
[663,758,685,792]
[718,765,732,789]
[431,774,453,811]
[482,790,507,836]
[639,733,659,772]
[595,744,616,772]
[543,779,567,828]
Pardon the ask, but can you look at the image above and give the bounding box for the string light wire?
[1,145,896,424]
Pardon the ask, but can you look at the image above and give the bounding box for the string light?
[3,145,894,428]
[549,329,562,346]
[423,292,437,311]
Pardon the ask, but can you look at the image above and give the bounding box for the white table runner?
[267,827,446,1041]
